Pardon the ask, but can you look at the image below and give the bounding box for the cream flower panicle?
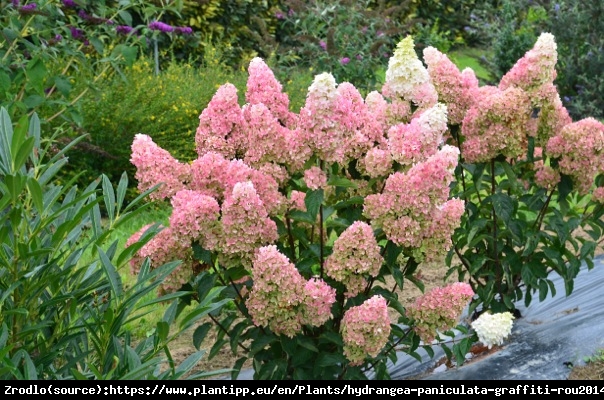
[471,311,515,349]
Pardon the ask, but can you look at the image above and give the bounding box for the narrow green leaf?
[0,107,14,174]
[13,136,34,172]
[175,351,206,376]
[327,176,357,188]
[116,172,128,214]
[97,245,123,298]
[102,174,116,221]
[538,279,549,302]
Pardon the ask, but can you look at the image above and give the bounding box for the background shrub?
[67,51,247,204]
[545,0,604,121]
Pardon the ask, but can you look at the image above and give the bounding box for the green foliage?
[162,0,283,70]
[0,107,230,379]
[273,0,418,95]
[448,135,604,316]
[545,0,604,121]
[406,0,486,48]
[488,0,549,79]
[412,18,458,54]
[0,0,179,125]
[71,53,249,205]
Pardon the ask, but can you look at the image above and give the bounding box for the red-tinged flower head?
[546,117,604,194]
[196,83,244,158]
[341,295,391,366]
[325,221,384,298]
[130,134,191,201]
[407,282,474,343]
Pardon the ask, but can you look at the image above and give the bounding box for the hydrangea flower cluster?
[406,282,475,343]
[246,246,336,338]
[324,221,384,297]
[423,47,479,125]
[545,118,604,194]
[341,295,391,366]
[125,224,193,295]
[382,36,437,108]
[471,311,515,349]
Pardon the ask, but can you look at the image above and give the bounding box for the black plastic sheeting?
[225,255,604,380]
[383,254,604,380]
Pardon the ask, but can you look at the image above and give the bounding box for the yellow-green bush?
[71,53,249,204]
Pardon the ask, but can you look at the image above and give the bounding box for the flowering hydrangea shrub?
[440,32,604,315]
[126,32,604,379]
[126,37,474,379]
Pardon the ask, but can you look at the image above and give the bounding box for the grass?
[448,47,495,84]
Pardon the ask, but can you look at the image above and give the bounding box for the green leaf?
[0,107,14,175]
[305,189,323,221]
[13,136,34,173]
[113,44,138,66]
[288,210,315,224]
[97,245,123,298]
[26,177,43,213]
[22,95,45,109]
[193,323,212,350]
[0,70,10,92]
[315,352,346,367]
[491,192,515,224]
[53,75,73,97]
[116,172,128,214]
[537,279,548,301]
[175,351,206,376]
[522,234,539,256]
[25,56,47,94]
[327,176,357,188]
[102,174,116,221]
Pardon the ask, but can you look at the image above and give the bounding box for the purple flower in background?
[149,21,174,33]
[356,54,363,61]
[174,26,193,35]
[54,34,62,42]
[78,10,89,19]
[62,0,76,7]
[288,8,294,17]
[116,25,133,35]
[11,0,20,7]
[275,11,285,20]
[20,2,37,12]
[319,41,327,50]
[70,26,85,41]
[340,57,350,65]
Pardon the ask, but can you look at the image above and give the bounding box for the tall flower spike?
[195,83,244,158]
[246,57,295,127]
[499,32,558,93]
[383,36,438,109]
